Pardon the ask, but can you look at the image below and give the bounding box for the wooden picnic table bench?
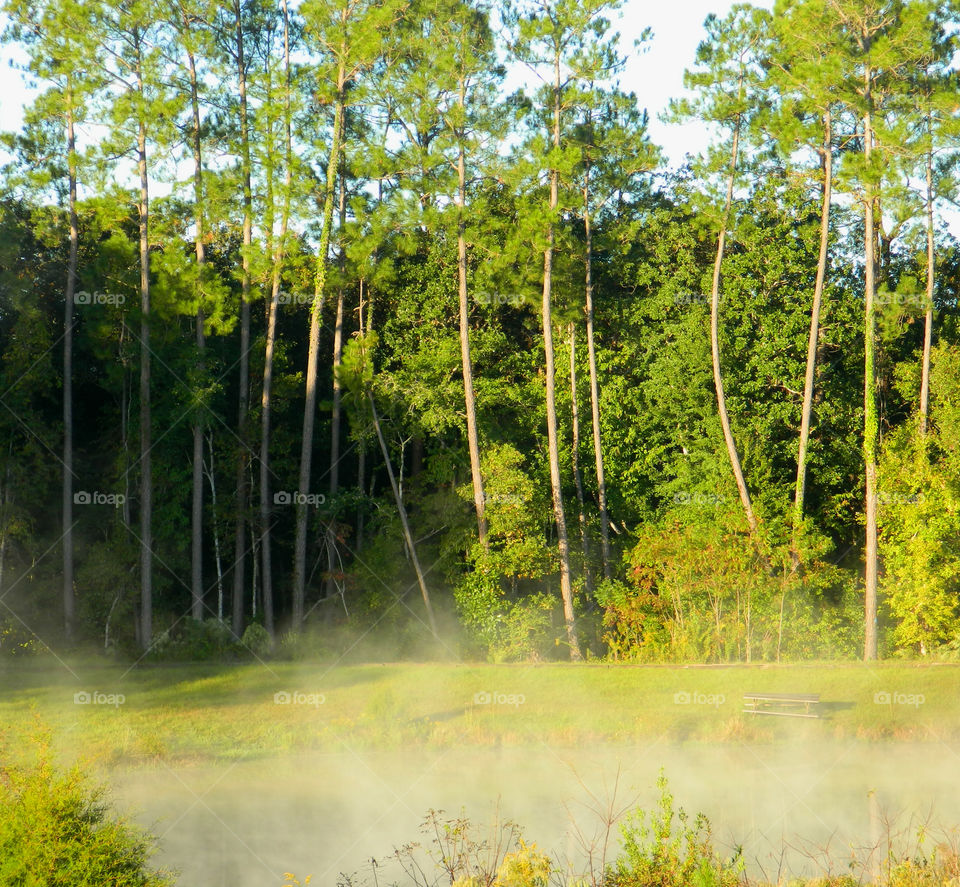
[743,692,820,719]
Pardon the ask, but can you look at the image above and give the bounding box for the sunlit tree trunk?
[862,69,879,662]
[710,75,757,536]
[794,108,832,530]
[259,0,292,639]
[543,51,581,660]
[231,0,254,638]
[293,63,346,627]
[62,79,77,640]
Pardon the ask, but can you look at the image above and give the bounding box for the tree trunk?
[369,390,438,637]
[356,279,372,552]
[258,0,292,640]
[710,88,757,535]
[457,76,488,550]
[794,108,832,530]
[186,36,206,622]
[292,66,346,627]
[544,53,581,660]
[136,42,152,650]
[324,153,348,602]
[583,169,611,581]
[919,126,934,437]
[232,0,253,639]
[569,322,591,594]
[63,81,77,640]
[205,432,225,620]
[863,74,879,662]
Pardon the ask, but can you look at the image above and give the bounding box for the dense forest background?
[0,0,958,663]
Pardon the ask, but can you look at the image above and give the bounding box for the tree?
[292,0,402,627]
[506,0,632,660]
[3,0,103,639]
[827,0,934,659]
[769,0,848,534]
[671,4,771,538]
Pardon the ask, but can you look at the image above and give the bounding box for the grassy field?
[2,658,958,767]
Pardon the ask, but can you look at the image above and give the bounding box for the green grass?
[1,658,958,768]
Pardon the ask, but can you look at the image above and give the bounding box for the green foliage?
[0,733,175,887]
[606,773,742,887]
[240,622,273,657]
[880,344,960,657]
[147,618,237,661]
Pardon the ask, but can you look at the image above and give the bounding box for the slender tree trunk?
[794,108,832,531]
[62,82,78,640]
[120,340,131,529]
[258,0,292,640]
[919,129,934,437]
[292,66,346,627]
[369,390,438,637]
[710,93,757,535]
[583,170,611,581]
[136,43,152,650]
[544,53,581,660]
[356,279,372,551]
[863,75,879,662]
[232,0,253,638]
[205,432,225,620]
[569,322,591,594]
[457,77,488,550]
[324,154,347,602]
[186,38,206,622]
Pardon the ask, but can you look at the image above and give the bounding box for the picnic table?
[743,692,820,719]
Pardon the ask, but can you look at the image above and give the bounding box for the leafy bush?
[489,594,559,663]
[605,773,742,887]
[0,734,175,886]
[148,618,236,661]
[240,622,273,658]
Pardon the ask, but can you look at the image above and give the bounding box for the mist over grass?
[3,659,960,885]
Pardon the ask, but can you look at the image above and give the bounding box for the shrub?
[240,622,273,658]
[148,618,236,661]
[489,594,559,663]
[0,734,175,886]
[605,773,742,887]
